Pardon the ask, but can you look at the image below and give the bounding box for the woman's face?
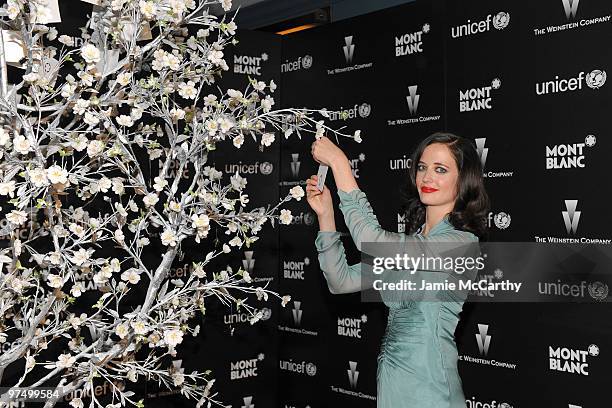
[415,143,459,208]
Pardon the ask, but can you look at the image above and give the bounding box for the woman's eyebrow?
[418,161,449,167]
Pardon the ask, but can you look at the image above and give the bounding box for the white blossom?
[139,0,157,20]
[81,44,101,64]
[87,140,105,157]
[30,167,50,187]
[7,210,27,225]
[121,270,141,285]
[115,323,129,339]
[116,115,134,127]
[73,99,90,115]
[143,193,159,207]
[153,176,168,192]
[70,248,91,266]
[47,165,68,184]
[84,111,100,126]
[163,329,183,348]
[178,81,197,99]
[0,181,16,197]
[0,128,9,146]
[290,186,305,201]
[161,229,177,247]
[233,134,244,148]
[261,132,275,146]
[13,135,32,154]
[47,274,64,289]
[56,354,76,369]
[279,209,293,225]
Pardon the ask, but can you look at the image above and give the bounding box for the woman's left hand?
[311,136,347,167]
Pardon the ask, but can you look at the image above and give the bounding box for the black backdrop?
[10,1,612,407]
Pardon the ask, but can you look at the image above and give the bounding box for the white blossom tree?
[0,1,360,407]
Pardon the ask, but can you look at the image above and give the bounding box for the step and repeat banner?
[279,1,612,408]
[8,1,612,407]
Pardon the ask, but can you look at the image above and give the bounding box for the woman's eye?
[436,167,447,174]
[417,164,426,171]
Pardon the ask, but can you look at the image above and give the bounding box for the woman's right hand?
[306,175,333,218]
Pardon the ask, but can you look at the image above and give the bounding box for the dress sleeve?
[315,231,364,294]
[336,188,481,303]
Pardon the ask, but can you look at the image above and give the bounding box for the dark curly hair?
[398,132,490,240]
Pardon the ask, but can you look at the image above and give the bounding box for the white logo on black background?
[475,138,489,168]
[338,315,367,339]
[290,153,300,179]
[242,396,255,408]
[230,353,264,380]
[451,12,511,38]
[225,161,274,176]
[538,279,609,301]
[493,12,510,29]
[406,85,420,115]
[546,135,595,169]
[343,36,355,64]
[488,212,511,230]
[389,155,412,171]
[475,138,514,178]
[289,212,315,226]
[476,324,491,356]
[397,213,406,233]
[459,78,501,112]
[292,301,303,326]
[536,69,606,95]
[388,85,440,126]
[549,344,599,376]
[328,34,373,75]
[283,257,309,280]
[460,324,517,369]
[242,251,255,274]
[466,397,514,408]
[281,54,313,73]
[347,361,359,388]
[279,359,317,376]
[562,199,580,234]
[535,199,611,244]
[534,0,610,36]
[395,23,429,57]
[327,103,371,121]
[586,69,606,88]
[234,53,266,76]
[562,0,580,19]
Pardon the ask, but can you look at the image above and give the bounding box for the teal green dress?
[315,188,479,408]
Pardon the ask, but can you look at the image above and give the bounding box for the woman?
[306,132,489,408]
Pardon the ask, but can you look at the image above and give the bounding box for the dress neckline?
[416,214,452,237]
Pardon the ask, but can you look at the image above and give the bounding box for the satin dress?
[315,188,479,408]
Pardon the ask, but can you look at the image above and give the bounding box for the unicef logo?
[586,69,606,89]
[259,162,273,175]
[302,55,313,69]
[588,281,608,301]
[305,362,317,376]
[493,212,511,229]
[585,134,596,147]
[588,344,599,356]
[304,212,316,226]
[499,404,513,408]
[260,307,272,321]
[358,103,371,118]
[493,12,510,30]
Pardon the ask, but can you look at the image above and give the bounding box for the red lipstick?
[421,186,438,193]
